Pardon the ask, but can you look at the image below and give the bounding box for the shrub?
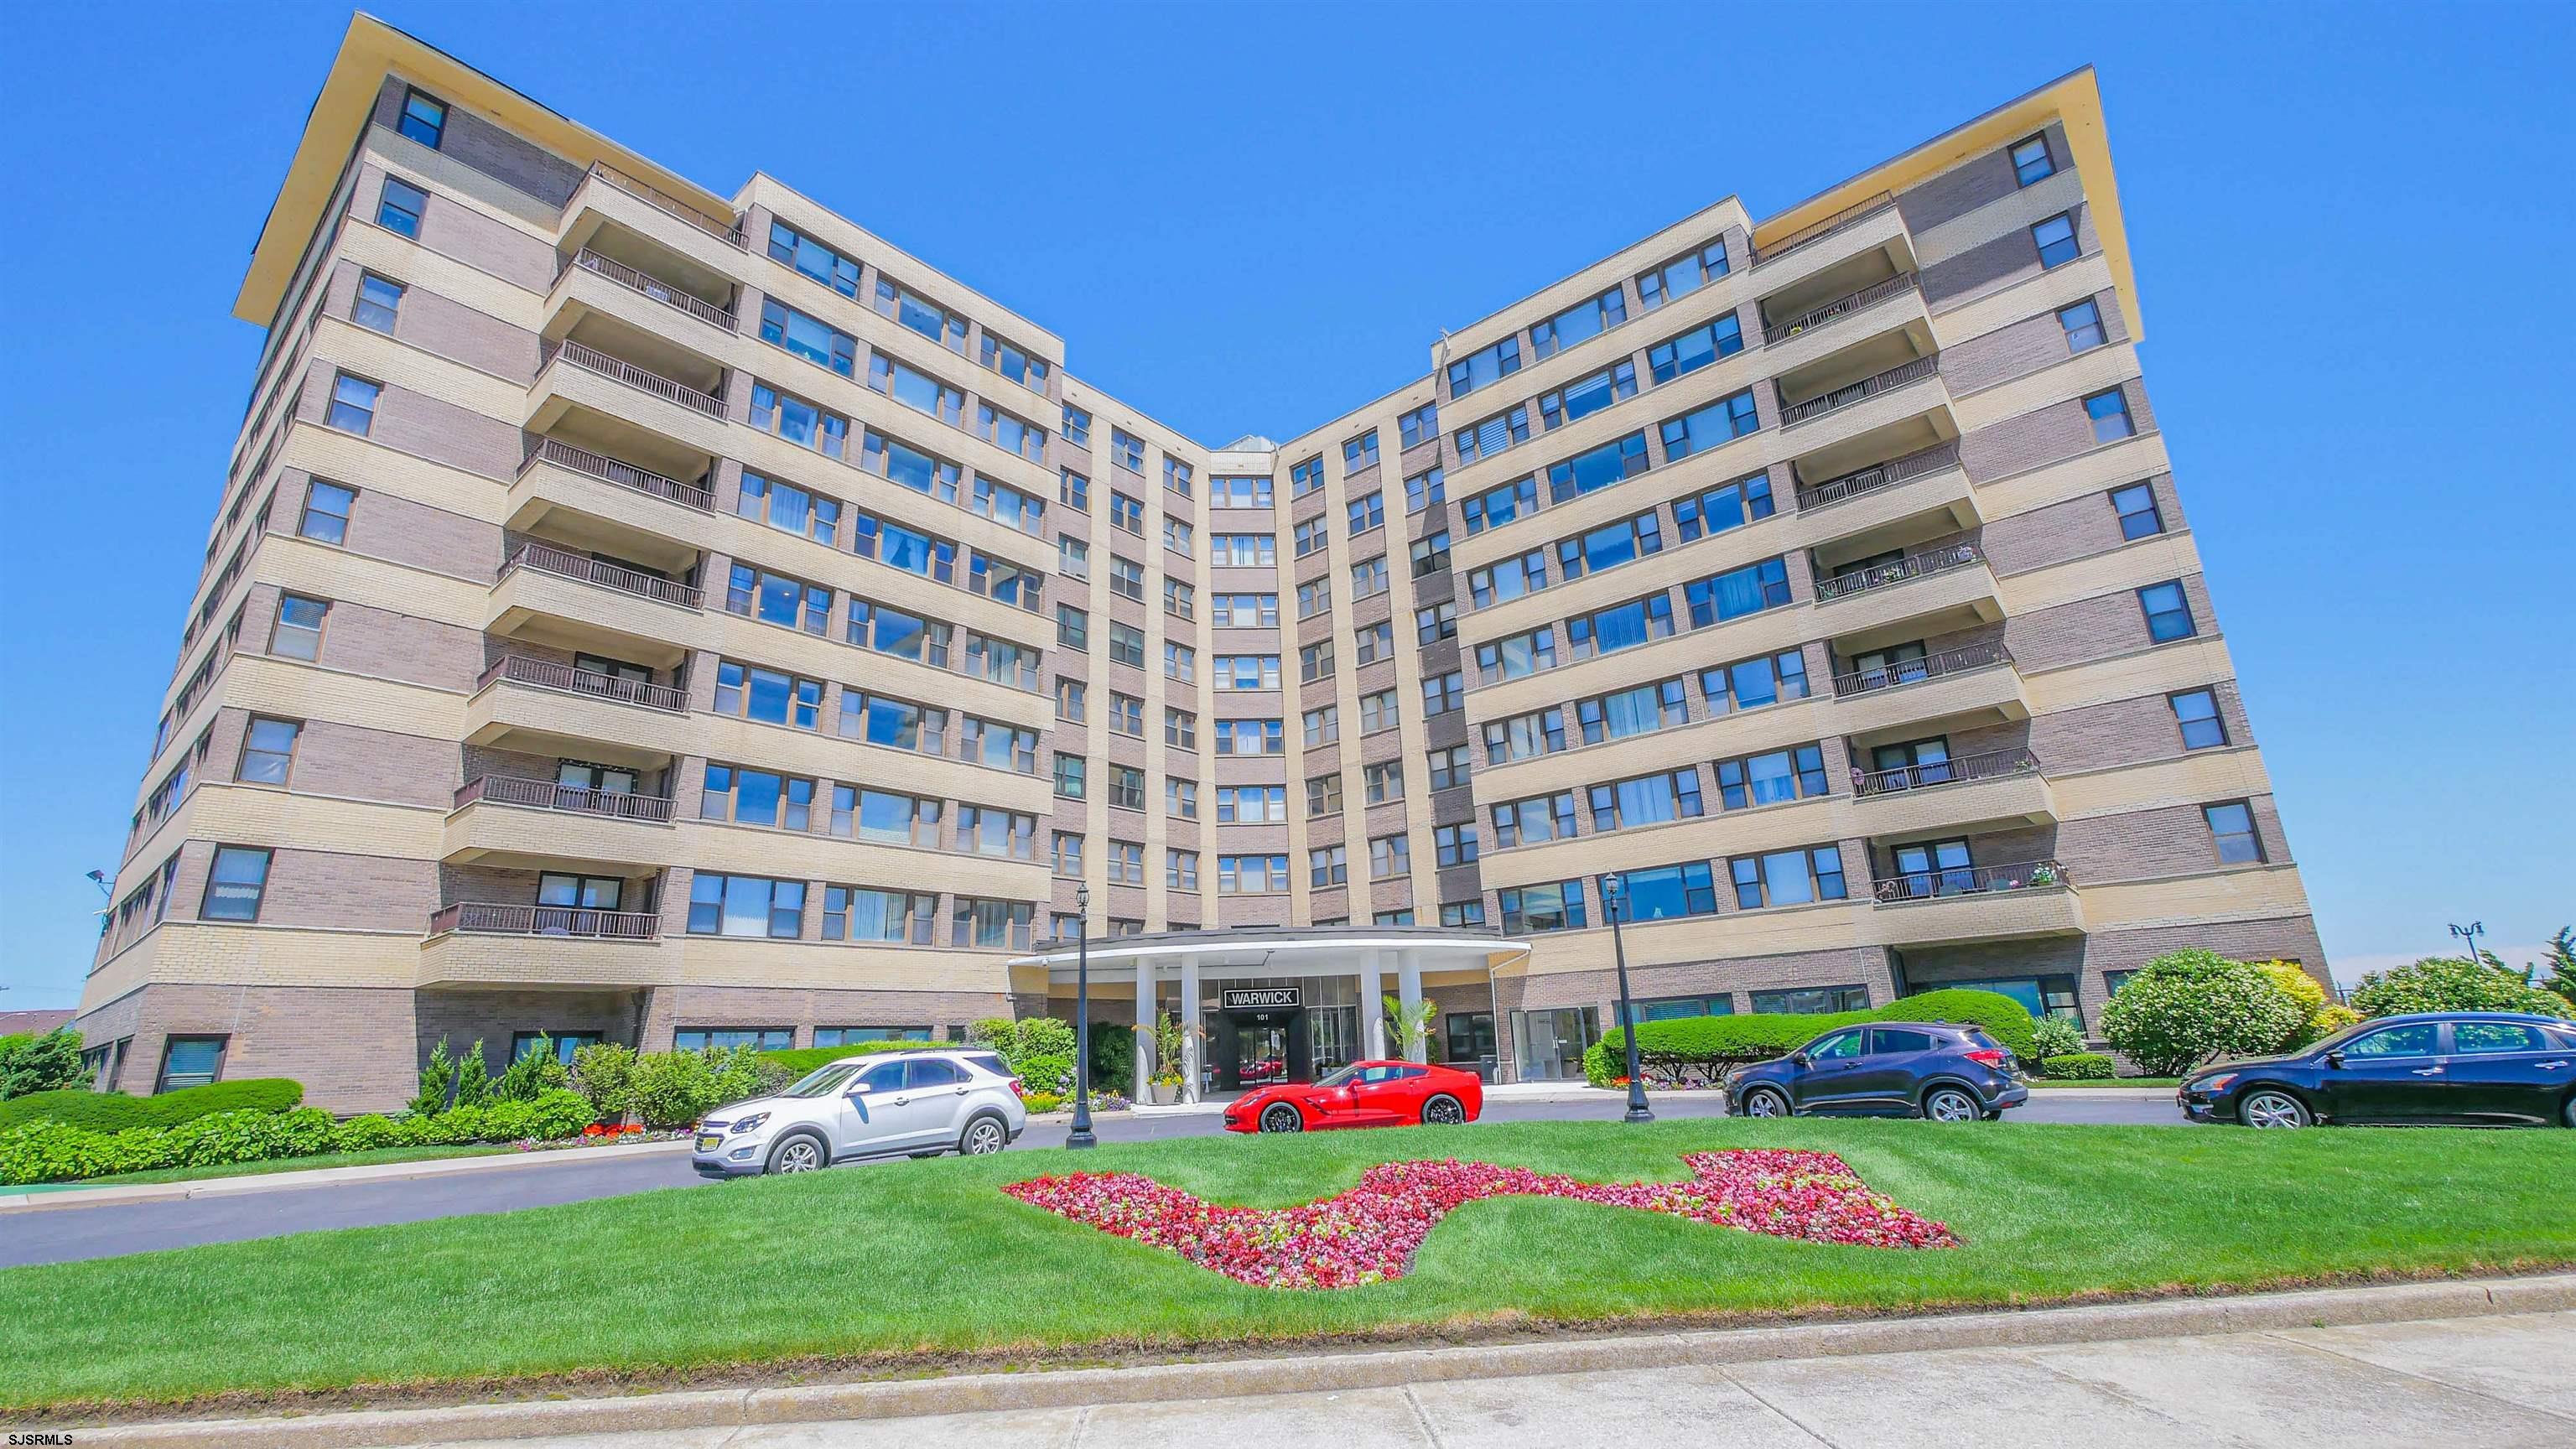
[451,1040,493,1110]
[1022,1090,1066,1114]
[2251,959,2343,1046]
[1088,1023,1135,1090]
[626,1051,717,1130]
[410,1039,456,1116]
[0,1030,87,1100]
[2348,955,2575,1020]
[1585,989,2040,1088]
[966,1017,1079,1073]
[330,1114,406,1151]
[1014,1053,1075,1095]
[0,1089,603,1186]
[0,1078,304,1132]
[569,1041,637,1122]
[492,1039,569,1102]
[2042,1052,2116,1079]
[2099,949,2306,1076]
[2028,1016,2085,1068]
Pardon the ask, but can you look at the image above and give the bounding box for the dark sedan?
[2179,1012,2576,1128]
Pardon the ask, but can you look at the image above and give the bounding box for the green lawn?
[3,1119,2569,1414]
[8,1144,513,1193]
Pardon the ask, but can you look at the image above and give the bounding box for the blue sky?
[3,3,2569,1010]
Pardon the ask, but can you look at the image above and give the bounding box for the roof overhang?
[1010,926,1531,974]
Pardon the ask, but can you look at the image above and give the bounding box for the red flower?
[1003,1151,1954,1290]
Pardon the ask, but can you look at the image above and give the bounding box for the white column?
[1396,951,1426,1063]
[1178,954,1202,1103]
[1358,950,1386,1059]
[1134,958,1155,1102]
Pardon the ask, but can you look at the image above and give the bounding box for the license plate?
[695,1134,721,1153]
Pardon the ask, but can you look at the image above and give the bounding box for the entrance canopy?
[1008,922,1530,979]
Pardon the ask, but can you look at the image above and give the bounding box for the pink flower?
[1004,1150,1954,1290]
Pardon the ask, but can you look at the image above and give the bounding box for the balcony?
[1854,748,2055,837]
[564,247,735,333]
[1751,193,1896,268]
[1781,353,1941,427]
[541,338,724,421]
[418,897,673,989]
[445,776,677,870]
[1834,641,2011,699]
[428,901,661,940]
[1860,860,2085,946]
[499,542,704,610]
[455,775,676,821]
[476,655,686,712]
[1815,541,1987,604]
[1854,747,2038,798]
[1826,641,2028,739]
[584,163,744,251]
[465,657,693,768]
[1763,272,1919,346]
[1796,441,1962,512]
[521,436,714,513]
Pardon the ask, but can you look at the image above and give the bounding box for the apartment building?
[76,17,2324,1109]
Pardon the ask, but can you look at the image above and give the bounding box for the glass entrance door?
[1308,1006,1357,1072]
[1511,1007,1598,1080]
[1236,1023,1289,1086]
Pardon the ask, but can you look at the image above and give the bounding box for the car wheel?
[1923,1087,1981,1123]
[1421,1093,1466,1125]
[1259,1104,1304,1133]
[958,1114,1008,1156]
[2240,1089,2311,1129]
[1741,1087,1790,1119]
[766,1132,828,1174]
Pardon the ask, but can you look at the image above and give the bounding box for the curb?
[57,1272,2576,1446]
[0,1140,693,1214]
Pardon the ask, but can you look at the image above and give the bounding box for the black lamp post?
[1067,884,1098,1150]
[2449,920,2487,968]
[1602,873,1653,1124]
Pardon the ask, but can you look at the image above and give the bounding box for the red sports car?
[1222,1060,1485,1133]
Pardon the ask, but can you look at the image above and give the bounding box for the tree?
[2542,927,2576,1004]
[2098,949,2306,1076]
[2349,956,2575,1020]
[493,1036,569,1101]
[0,1029,86,1100]
[2249,960,2344,1047]
[1383,995,1439,1058]
[408,1038,457,1116]
[450,1039,493,1109]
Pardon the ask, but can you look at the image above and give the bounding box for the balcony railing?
[566,248,735,331]
[1763,272,1919,345]
[428,902,662,940]
[1815,541,1986,603]
[1831,641,2012,699]
[455,775,677,822]
[522,437,714,512]
[543,338,724,418]
[1872,859,2069,904]
[1794,440,1961,512]
[584,162,745,249]
[1854,748,2040,798]
[1780,353,1941,426]
[478,654,688,712]
[500,542,704,610]
[1752,192,1897,267]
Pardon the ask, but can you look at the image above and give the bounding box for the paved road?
[0,1092,2176,1270]
[406,1308,2576,1448]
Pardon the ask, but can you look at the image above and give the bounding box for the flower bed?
[1004,1150,1955,1289]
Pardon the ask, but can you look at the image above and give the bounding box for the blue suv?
[1727,1022,2029,1121]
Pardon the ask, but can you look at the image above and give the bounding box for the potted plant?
[1148,1070,1184,1105]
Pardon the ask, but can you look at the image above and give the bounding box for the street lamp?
[1067,884,1098,1150]
[1602,873,1653,1124]
[2449,920,2487,966]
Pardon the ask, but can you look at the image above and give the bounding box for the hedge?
[0,1079,305,1133]
[1584,989,2039,1088]
[2042,1052,2116,1079]
[756,1041,945,1079]
[0,1088,595,1187]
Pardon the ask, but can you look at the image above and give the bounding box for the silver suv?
[692,1049,1026,1176]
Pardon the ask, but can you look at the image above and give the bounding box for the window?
[1715,746,1829,810]
[1699,648,1811,714]
[1728,847,1848,909]
[1290,454,1327,497]
[760,299,857,376]
[714,661,824,729]
[295,480,355,545]
[1302,704,1339,746]
[833,783,938,845]
[1546,434,1652,505]
[1672,472,1776,543]
[1410,531,1452,577]
[1483,708,1566,765]
[758,383,849,459]
[512,1031,605,1066]
[1421,670,1465,716]
[1428,745,1471,792]
[1166,778,1198,818]
[199,845,272,921]
[1646,315,1744,384]
[1100,621,1141,667]
[1109,492,1145,534]
[1215,532,1277,567]
[1347,491,1385,535]
[972,471,1047,533]
[1106,839,1145,886]
[865,356,963,425]
[2032,212,2080,268]
[1657,391,1758,465]
[737,472,842,546]
[1540,361,1639,430]
[2138,580,2196,641]
[1162,516,1192,556]
[1166,707,1198,750]
[1399,402,1440,449]
[1109,766,1145,811]
[1532,285,1627,360]
[1343,429,1379,470]
[376,176,427,236]
[1104,428,1145,473]
[1462,475,1538,535]
[1163,640,1195,681]
[981,332,1053,391]
[1624,994,1733,1026]
[1685,558,1791,626]
[731,564,832,635]
[1369,834,1410,878]
[1455,403,1530,462]
[268,594,327,660]
[397,87,446,148]
[1107,555,1145,601]
[1353,620,1395,666]
[1637,237,1730,309]
[2169,688,2229,750]
[1214,653,1282,692]
[1293,518,1330,558]
[1211,592,1279,627]
[1296,579,1331,621]
[854,514,955,581]
[1566,593,1674,661]
[1358,760,1405,806]
[1752,985,1869,1015]
[1306,772,1344,817]
[1220,854,1292,894]
[842,690,949,755]
[1557,511,1665,583]
[1052,753,1086,798]
[2205,801,2265,863]
[1210,475,1272,508]
[1476,626,1556,683]
[2455,1021,2552,1054]
[1299,640,1335,682]
[1358,688,1400,734]
[1498,880,1586,934]
[1491,791,1578,849]
[952,898,1035,950]
[873,277,969,351]
[2059,299,2106,352]
[1441,901,1488,930]
[1309,844,1347,886]
[813,1026,932,1047]
[1059,469,1089,511]
[1164,578,1199,621]
[157,1036,226,1093]
[1405,465,1446,512]
[2011,133,2055,186]
[2112,482,2163,539]
[234,717,300,785]
[325,373,379,434]
[1605,861,1718,921]
[1213,718,1285,756]
[1167,849,1200,891]
[1592,769,1706,829]
[1446,335,1521,397]
[1434,822,1479,868]
[1106,692,1145,736]
[352,273,402,333]
[766,220,860,296]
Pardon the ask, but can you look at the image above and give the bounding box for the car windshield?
[782,1063,862,1098]
[2303,1020,2386,1056]
[1311,1063,1363,1088]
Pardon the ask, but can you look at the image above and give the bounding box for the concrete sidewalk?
[0,1137,691,1213]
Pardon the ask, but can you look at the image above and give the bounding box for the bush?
[1013,1053,1075,1095]
[451,1041,493,1110]
[0,1078,304,1133]
[2099,949,2306,1076]
[967,1017,1079,1073]
[757,1040,932,1079]
[626,1052,716,1130]
[2348,956,2575,1020]
[0,1088,600,1186]
[493,1039,570,1102]
[1088,1024,1135,1091]
[2042,1052,2116,1079]
[409,1039,456,1116]
[1022,1090,1066,1114]
[569,1041,636,1123]
[0,1030,86,1100]
[2251,959,2343,1047]
[2028,1015,2085,1068]
[1585,989,2040,1088]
